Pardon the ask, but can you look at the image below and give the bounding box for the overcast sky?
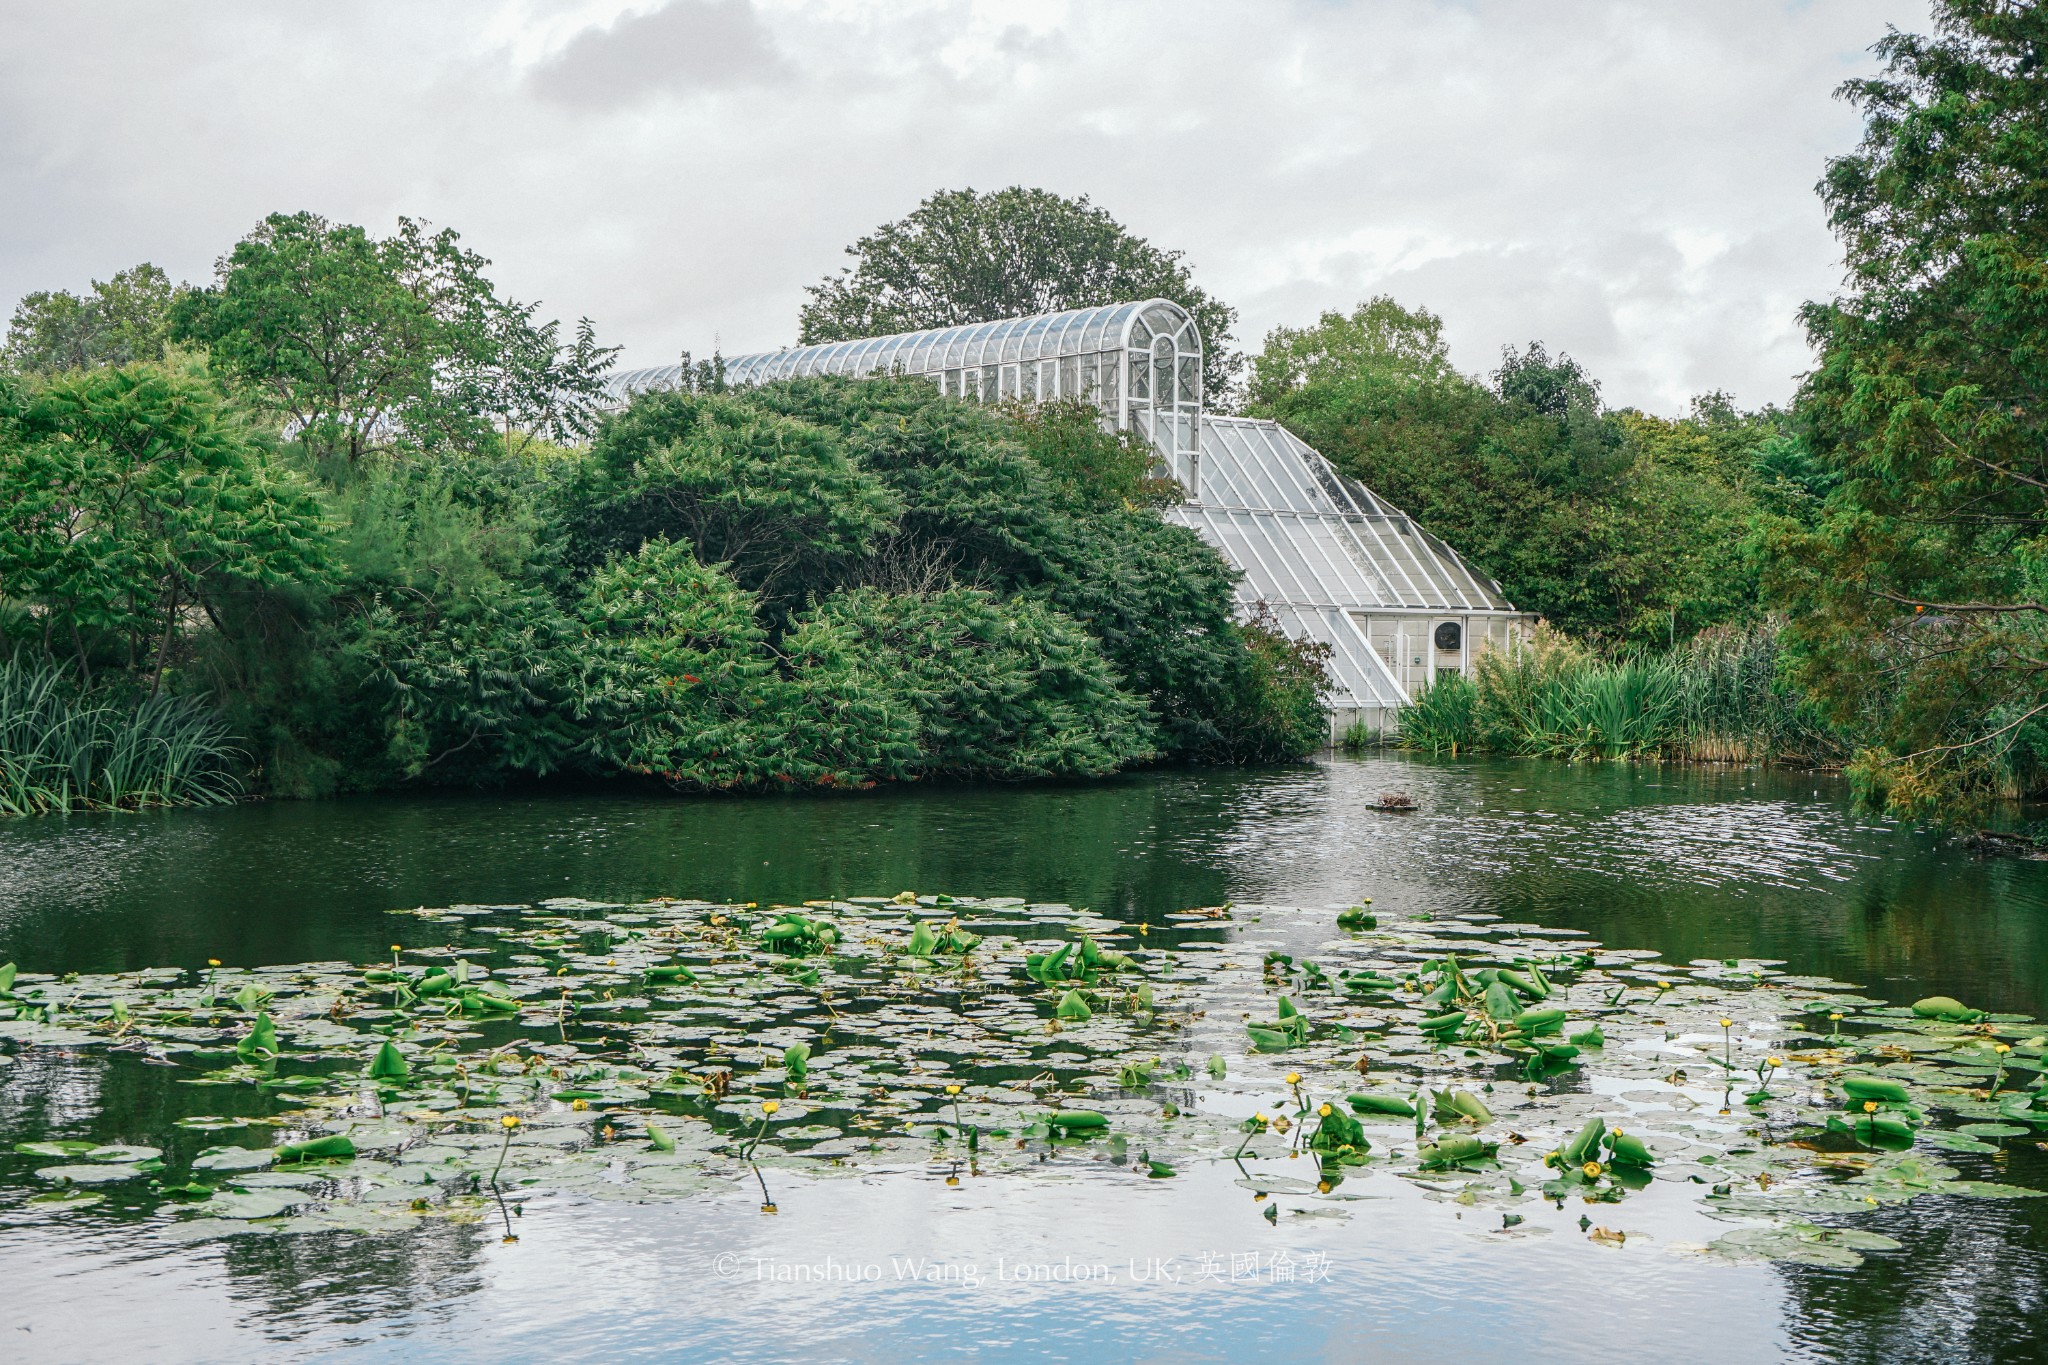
[0,0,1932,415]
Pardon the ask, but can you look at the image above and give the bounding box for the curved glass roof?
[603,299,1195,403]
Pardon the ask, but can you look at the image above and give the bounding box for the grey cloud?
[529,1,788,108]
[0,0,1936,415]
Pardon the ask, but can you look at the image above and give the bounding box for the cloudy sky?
[1,0,1931,414]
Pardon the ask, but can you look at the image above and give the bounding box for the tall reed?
[1382,622,1845,766]
[0,656,245,815]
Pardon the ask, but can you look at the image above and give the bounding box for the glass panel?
[1178,354,1201,406]
[945,369,960,398]
[1078,304,1124,350]
[969,319,1007,369]
[982,368,999,404]
[1080,353,1098,401]
[1144,303,1182,337]
[1021,363,1038,402]
[1017,313,1054,359]
[963,367,979,400]
[994,317,1026,363]
[1000,364,1018,399]
[1128,351,1149,400]
[1129,317,1153,347]
[1059,355,1079,399]
[1127,400,1147,433]
[1100,352,1120,406]
[1154,339,1174,408]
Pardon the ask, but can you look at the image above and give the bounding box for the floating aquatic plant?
[1,892,2043,1268]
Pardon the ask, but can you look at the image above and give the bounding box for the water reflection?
[4,755,2048,1362]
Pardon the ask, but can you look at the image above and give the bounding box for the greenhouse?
[605,299,1531,736]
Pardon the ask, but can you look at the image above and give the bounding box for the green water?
[3,755,2047,1363]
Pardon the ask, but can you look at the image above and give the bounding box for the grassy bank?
[0,656,244,815]
[1354,623,1845,766]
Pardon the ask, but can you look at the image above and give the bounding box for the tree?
[0,364,330,686]
[1770,0,2048,820]
[1245,297,1774,645]
[1246,295,1455,407]
[798,187,1241,402]
[574,389,901,609]
[174,212,615,462]
[3,264,180,375]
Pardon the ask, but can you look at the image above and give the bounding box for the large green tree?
[1771,0,2048,818]
[3,264,181,376]
[0,364,330,687]
[798,187,1241,402]
[1248,297,1775,644]
[174,213,616,462]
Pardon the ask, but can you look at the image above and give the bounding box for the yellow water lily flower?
[762,1100,780,1115]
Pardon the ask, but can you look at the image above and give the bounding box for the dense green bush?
[0,213,1335,810]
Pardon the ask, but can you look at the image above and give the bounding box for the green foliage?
[1248,299,1783,645]
[1008,398,1179,510]
[1248,295,1457,401]
[798,186,1241,402]
[0,211,1330,810]
[1770,1,2048,820]
[0,655,243,815]
[3,264,182,376]
[1396,672,1479,757]
[174,212,616,461]
[788,586,1155,779]
[572,389,901,607]
[577,538,794,787]
[1394,625,1843,764]
[0,364,330,686]
[1206,610,1334,762]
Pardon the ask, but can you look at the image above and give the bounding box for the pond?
[2,755,2046,1364]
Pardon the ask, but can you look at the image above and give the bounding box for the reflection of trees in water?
[0,1049,107,1136]
[1776,1175,2048,1364]
[217,1218,487,1341]
[1432,763,2048,1019]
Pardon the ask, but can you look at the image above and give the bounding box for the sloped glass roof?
[1163,417,1517,710]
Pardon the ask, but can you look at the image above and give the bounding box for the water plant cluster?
[0,656,244,816]
[3,893,2044,1266]
[1378,623,1845,767]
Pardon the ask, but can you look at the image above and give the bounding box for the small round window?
[1433,621,1462,652]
